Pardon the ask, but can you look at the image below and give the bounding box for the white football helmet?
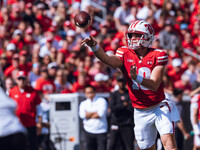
[125,20,155,50]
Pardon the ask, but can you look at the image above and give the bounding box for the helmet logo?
[144,24,154,34]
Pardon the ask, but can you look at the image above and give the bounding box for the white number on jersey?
[132,67,151,90]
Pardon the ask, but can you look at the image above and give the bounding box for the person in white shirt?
[79,85,108,150]
[0,86,27,150]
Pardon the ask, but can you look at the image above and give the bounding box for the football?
[74,11,91,28]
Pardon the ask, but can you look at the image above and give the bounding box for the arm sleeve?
[79,102,86,119]
[115,47,125,63]
[97,98,108,118]
[155,49,168,66]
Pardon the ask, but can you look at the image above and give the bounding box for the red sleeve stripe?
[158,59,168,62]
[157,56,168,59]
[116,53,123,57]
[116,50,124,54]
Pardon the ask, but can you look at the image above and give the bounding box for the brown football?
[74,11,91,28]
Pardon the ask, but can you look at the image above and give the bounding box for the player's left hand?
[130,64,137,80]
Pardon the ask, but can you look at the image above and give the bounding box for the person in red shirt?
[10,29,24,50]
[167,58,188,83]
[82,20,180,150]
[4,53,20,81]
[71,72,87,93]
[35,3,52,32]
[5,43,17,66]
[90,73,111,93]
[23,27,37,50]
[9,70,42,150]
[34,66,55,99]
[19,50,32,74]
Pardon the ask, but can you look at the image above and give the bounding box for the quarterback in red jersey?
[82,20,180,150]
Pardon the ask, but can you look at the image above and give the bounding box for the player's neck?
[135,47,148,59]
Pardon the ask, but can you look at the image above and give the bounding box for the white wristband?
[91,44,99,52]
[193,124,200,135]
[135,75,143,84]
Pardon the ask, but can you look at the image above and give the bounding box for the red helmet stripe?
[133,20,141,28]
[130,20,138,29]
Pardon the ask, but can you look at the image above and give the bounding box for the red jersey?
[34,77,55,94]
[115,47,168,109]
[9,86,41,127]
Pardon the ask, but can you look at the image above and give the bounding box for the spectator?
[54,68,72,93]
[167,58,188,83]
[34,66,55,98]
[109,77,134,150]
[190,93,200,150]
[4,77,15,95]
[190,69,200,97]
[136,0,156,20]
[47,62,58,80]
[39,36,54,58]
[19,50,32,74]
[4,54,20,80]
[28,62,40,88]
[49,47,57,62]
[174,74,192,95]
[21,3,36,26]
[159,19,181,52]
[9,70,42,150]
[79,85,108,150]
[71,72,87,93]
[91,73,110,93]
[113,0,131,31]
[0,53,9,72]
[42,55,52,67]
[183,61,197,85]
[5,43,16,65]
[125,6,137,24]
[172,88,190,150]
[66,30,77,51]
[35,3,52,32]
[10,29,24,50]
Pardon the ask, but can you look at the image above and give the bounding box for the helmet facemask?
[125,32,150,50]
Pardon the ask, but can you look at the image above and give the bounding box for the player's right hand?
[81,36,97,47]
[130,64,137,80]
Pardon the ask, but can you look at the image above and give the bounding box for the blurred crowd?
[0,0,200,149]
[0,0,199,97]
[0,0,197,95]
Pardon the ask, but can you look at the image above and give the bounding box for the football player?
[82,20,180,150]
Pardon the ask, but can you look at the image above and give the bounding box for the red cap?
[16,71,26,78]
[19,50,28,56]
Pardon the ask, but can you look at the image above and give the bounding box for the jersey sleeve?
[115,47,125,63]
[155,49,168,66]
